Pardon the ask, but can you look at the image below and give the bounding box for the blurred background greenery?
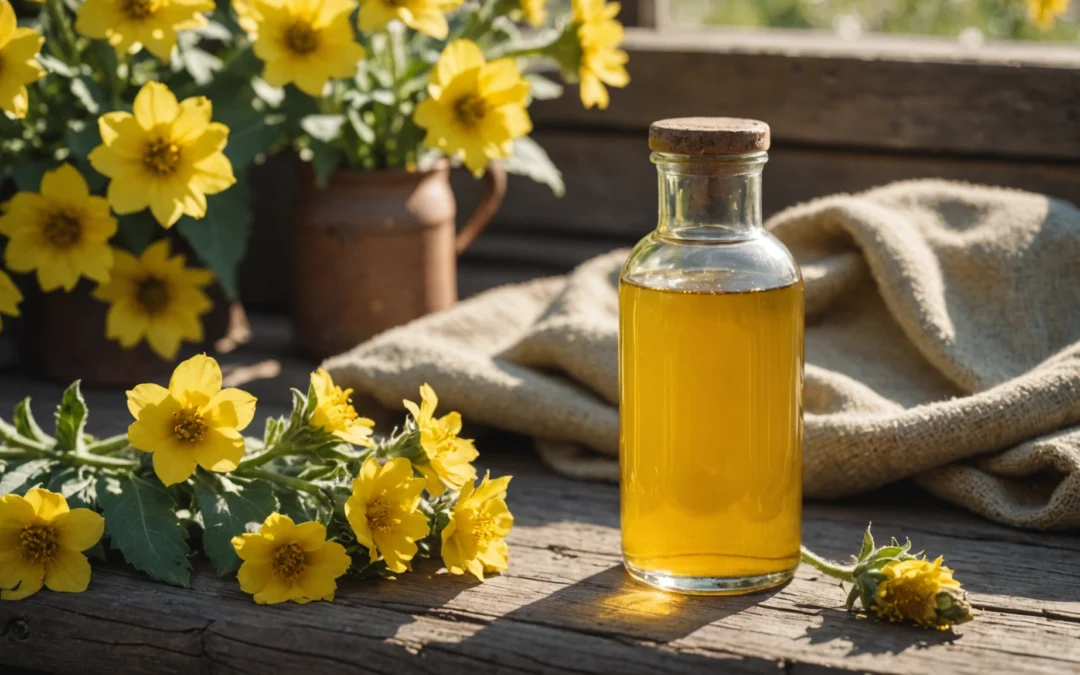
[669,0,1079,42]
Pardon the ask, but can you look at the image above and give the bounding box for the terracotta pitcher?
[291,161,506,359]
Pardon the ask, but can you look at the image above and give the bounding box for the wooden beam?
[531,28,1080,161]
[454,130,1080,246]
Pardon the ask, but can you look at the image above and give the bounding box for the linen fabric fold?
[324,180,1080,530]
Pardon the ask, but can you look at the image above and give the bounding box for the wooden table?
[1,317,1078,674]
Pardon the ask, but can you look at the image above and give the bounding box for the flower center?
[172,406,207,444]
[121,0,158,18]
[135,276,170,314]
[43,210,82,249]
[367,497,395,535]
[328,386,360,425]
[469,514,496,546]
[285,21,319,55]
[143,138,181,176]
[19,525,58,564]
[454,94,488,126]
[272,543,307,582]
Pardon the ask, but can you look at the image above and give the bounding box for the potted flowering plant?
[222,0,631,357]
[0,0,284,384]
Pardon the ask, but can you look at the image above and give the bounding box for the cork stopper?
[649,117,770,156]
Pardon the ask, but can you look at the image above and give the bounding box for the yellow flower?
[232,0,261,34]
[126,354,256,485]
[92,240,214,360]
[0,488,105,601]
[570,0,629,110]
[1027,0,1070,29]
[344,457,429,574]
[88,81,236,228]
[232,513,351,604]
[249,0,366,97]
[442,472,512,580]
[309,369,376,447]
[520,0,546,26]
[874,557,973,630]
[0,164,117,292]
[0,269,22,333]
[76,0,215,62]
[414,40,532,176]
[358,0,462,39]
[0,0,45,119]
[403,383,478,496]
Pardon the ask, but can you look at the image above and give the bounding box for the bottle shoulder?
[621,230,802,293]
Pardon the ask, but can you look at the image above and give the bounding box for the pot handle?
[455,162,507,255]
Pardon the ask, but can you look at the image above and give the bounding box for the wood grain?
[2,315,1079,674]
[531,29,1080,161]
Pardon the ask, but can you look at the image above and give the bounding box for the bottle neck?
[653,151,767,241]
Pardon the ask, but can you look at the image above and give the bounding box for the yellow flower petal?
[193,427,245,473]
[52,509,105,552]
[133,81,181,129]
[169,353,223,407]
[24,488,70,522]
[43,548,92,593]
[0,557,44,600]
[126,382,170,418]
[205,388,257,431]
[152,446,199,486]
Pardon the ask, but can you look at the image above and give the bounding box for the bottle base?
[623,560,796,596]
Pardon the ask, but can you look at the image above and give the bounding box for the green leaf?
[14,398,53,445]
[307,141,342,189]
[225,115,284,171]
[46,466,96,509]
[116,211,161,254]
[525,73,564,101]
[251,78,285,107]
[96,474,192,587]
[0,459,52,496]
[346,107,375,145]
[194,473,277,575]
[54,381,88,453]
[71,76,108,116]
[301,114,346,143]
[276,489,327,526]
[12,161,49,192]
[857,524,875,561]
[176,173,251,297]
[506,136,565,197]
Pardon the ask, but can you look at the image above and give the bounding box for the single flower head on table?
[127,353,257,485]
[802,525,974,631]
[442,471,513,580]
[403,383,478,496]
[0,489,104,601]
[345,457,430,574]
[309,368,376,447]
[232,513,351,604]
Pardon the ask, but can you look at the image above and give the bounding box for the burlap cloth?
[324,180,1080,530]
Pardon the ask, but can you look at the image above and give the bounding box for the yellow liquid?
[619,276,804,582]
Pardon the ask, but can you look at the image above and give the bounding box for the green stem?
[800,546,855,582]
[85,434,131,455]
[0,448,37,461]
[67,452,139,469]
[239,468,327,501]
[44,0,80,65]
[237,439,296,470]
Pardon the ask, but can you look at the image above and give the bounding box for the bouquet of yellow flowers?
[0,0,629,360]
[0,355,513,603]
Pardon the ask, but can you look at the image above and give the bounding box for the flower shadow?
[802,606,961,656]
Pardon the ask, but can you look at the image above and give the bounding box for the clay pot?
[21,280,238,388]
[291,161,506,359]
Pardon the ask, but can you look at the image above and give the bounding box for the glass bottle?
[619,118,804,595]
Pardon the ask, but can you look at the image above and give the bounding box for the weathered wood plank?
[454,130,1080,246]
[531,28,1080,161]
[2,451,1079,675]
